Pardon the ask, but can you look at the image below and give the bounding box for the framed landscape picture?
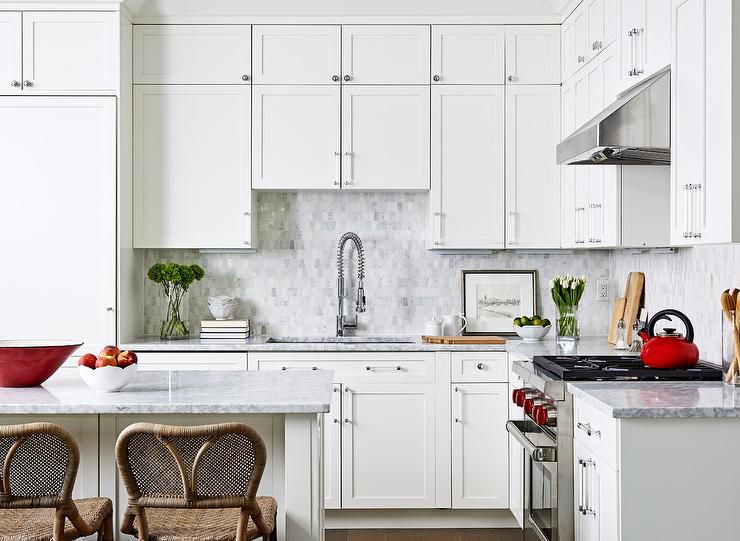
[461,270,537,335]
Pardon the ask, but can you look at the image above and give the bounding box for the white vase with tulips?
[550,275,587,341]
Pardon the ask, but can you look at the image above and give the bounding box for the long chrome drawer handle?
[365,366,402,371]
[576,421,602,438]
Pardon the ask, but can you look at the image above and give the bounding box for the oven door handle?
[506,420,557,463]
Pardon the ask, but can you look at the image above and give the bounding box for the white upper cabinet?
[133,25,251,84]
[252,85,340,190]
[342,25,430,84]
[562,3,588,81]
[134,85,253,248]
[430,85,505,249]
[585,0,619,56]
[621,0,671,87]
[342,85,430,190]
[431,25,505,84]
[505,25,560,84]
[0,13,21,94]
[0,97,116,355]
[506,85,561,248]
[252,25,340,84]
[22,12,119,92]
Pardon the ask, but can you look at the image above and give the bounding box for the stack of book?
[200,319,250,340]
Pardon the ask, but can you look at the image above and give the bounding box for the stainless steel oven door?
[506,420,559,541]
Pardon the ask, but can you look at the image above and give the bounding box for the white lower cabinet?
[324,384,343,510]
[574,438,619,541]
[451,383,509,509]
[342,382,436,508]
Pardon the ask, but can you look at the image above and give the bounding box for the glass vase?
[556,304,580,341]
[160,290,190,340]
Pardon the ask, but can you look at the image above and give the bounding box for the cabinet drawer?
[134,352,247,371]
[251,352,434,383]
[451,352,508,382]
[574,396,617,468]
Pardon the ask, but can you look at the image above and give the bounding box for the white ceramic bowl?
[78,364,138,393]
[208,303,237,320]
[513,325,552,342]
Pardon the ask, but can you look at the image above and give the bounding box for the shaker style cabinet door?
[22,12,119,92]
[451,384,509,509]
[341,383,436,508]
[561,4,588,81]
[431,25,505,84]
[621,0,671,87]
[342,25,430,84]
[342,85,430,190]
[430,85,505,249]
[134,85,253,248]
[506,85,561,248]
[324,384,343,510]
[505,25,561,84]
[252,25,340,84]
[0,97,116,355]
[0,12,21,95]
[252,85,340,190]
[133,25,251,84]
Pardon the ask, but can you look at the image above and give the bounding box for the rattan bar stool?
[115,422,278,541]
[0,422,114,541]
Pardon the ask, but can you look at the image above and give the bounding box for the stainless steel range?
[506,355,721,541]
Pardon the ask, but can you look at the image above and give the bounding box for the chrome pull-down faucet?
[336,232,366,336]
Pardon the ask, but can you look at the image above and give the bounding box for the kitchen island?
[0,369,333,541]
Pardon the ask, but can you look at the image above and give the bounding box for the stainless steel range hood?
[556,66,670,165]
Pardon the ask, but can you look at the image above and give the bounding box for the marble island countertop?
[0,370,333,415]
[568,381,739,419]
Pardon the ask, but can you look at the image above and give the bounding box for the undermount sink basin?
[265,336,416,344]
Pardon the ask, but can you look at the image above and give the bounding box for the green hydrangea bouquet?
[148,263,205,340]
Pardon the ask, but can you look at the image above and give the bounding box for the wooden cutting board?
[623,271,645,344]
[422,335,506,345]
[607,297,627,345]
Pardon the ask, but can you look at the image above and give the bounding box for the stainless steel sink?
[265,336,416,344]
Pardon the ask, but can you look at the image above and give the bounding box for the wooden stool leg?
[101,511,114,541]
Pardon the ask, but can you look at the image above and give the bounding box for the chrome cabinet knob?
[507,75,515,82]
[434,241,441,246]
[243,241,251,246]
[241,74,249,81]
[10,80,20,88]
[106,307,114,312]
[477,363,485,370]
[23,80,32,87]
[577,56,586,63]
[433,75,441,82]
[333,181,339,186]
[343,75,351,82]
[332,75,340,82]
[344,180,354,186]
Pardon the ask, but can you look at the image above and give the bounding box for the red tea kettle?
[639,309,699,368]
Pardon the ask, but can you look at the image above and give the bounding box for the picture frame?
[461,270,538,336]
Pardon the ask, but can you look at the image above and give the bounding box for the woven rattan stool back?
[115,422,267,507]
[0,422,79,508]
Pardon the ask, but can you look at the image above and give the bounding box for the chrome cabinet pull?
[10,80,20,88]
[433,75,441,82]
[577,55,586,63]
[281,366,319,371]
[507,75,515,82]
[576,421,601,438]
[23,80,32,88]
[476,363,485,370]
[332,75,340,82]
[578,458,587,515]
[365,365,402,372]
[343,75,351,82]
[241,74,249,81]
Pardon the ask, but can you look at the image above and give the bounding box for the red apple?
[99,345,121,359]
[78,353,97,369]
[117,350,138,368]
[95,355,117,368]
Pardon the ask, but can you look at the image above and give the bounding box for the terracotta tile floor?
[325,529,522,541]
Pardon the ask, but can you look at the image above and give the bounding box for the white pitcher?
[442,313,468,336]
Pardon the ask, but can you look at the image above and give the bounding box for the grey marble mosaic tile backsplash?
[143,192,613,336]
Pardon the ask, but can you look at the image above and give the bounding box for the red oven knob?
[515,388,539,408]
[512,389,524,405]
[524,397,545,416]
[534,405,558,427]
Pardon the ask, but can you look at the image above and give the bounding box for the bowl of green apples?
[512,315,552,342]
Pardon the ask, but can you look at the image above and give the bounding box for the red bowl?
[0,340,82,387]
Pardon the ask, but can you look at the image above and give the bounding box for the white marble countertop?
[0,370,333,415]
[122,334,625,355]
[568,381,738,419]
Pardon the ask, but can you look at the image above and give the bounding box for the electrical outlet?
[596,279,609,302]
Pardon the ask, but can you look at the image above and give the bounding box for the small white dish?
[78,364,138,393]
[513,325,552,342]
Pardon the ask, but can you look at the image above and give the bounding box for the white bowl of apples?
[78,346,138,393]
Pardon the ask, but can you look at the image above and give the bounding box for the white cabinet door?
[508,366,525,528]
[134,85,252,248]
[506,85,561,248]
[133,25,251,84]
[670,0,705,245]
[561,6,587,82]
[341,383,436,508]
[505,25,560,84]
[342,25,430,84]
[324,384,342,510]
[451,384,509,509]
[0,97,116,354]
[574,439,619,541]
[252,85,340,190]
[342,86,430,190]
[0,12,21,94]
[574,439,597,541]
[253,25,340,84]
[430,85,505,249]
[431,25,505,84]
[621,0,671,86]
[22,12,118,92]
[561,77,577,248]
